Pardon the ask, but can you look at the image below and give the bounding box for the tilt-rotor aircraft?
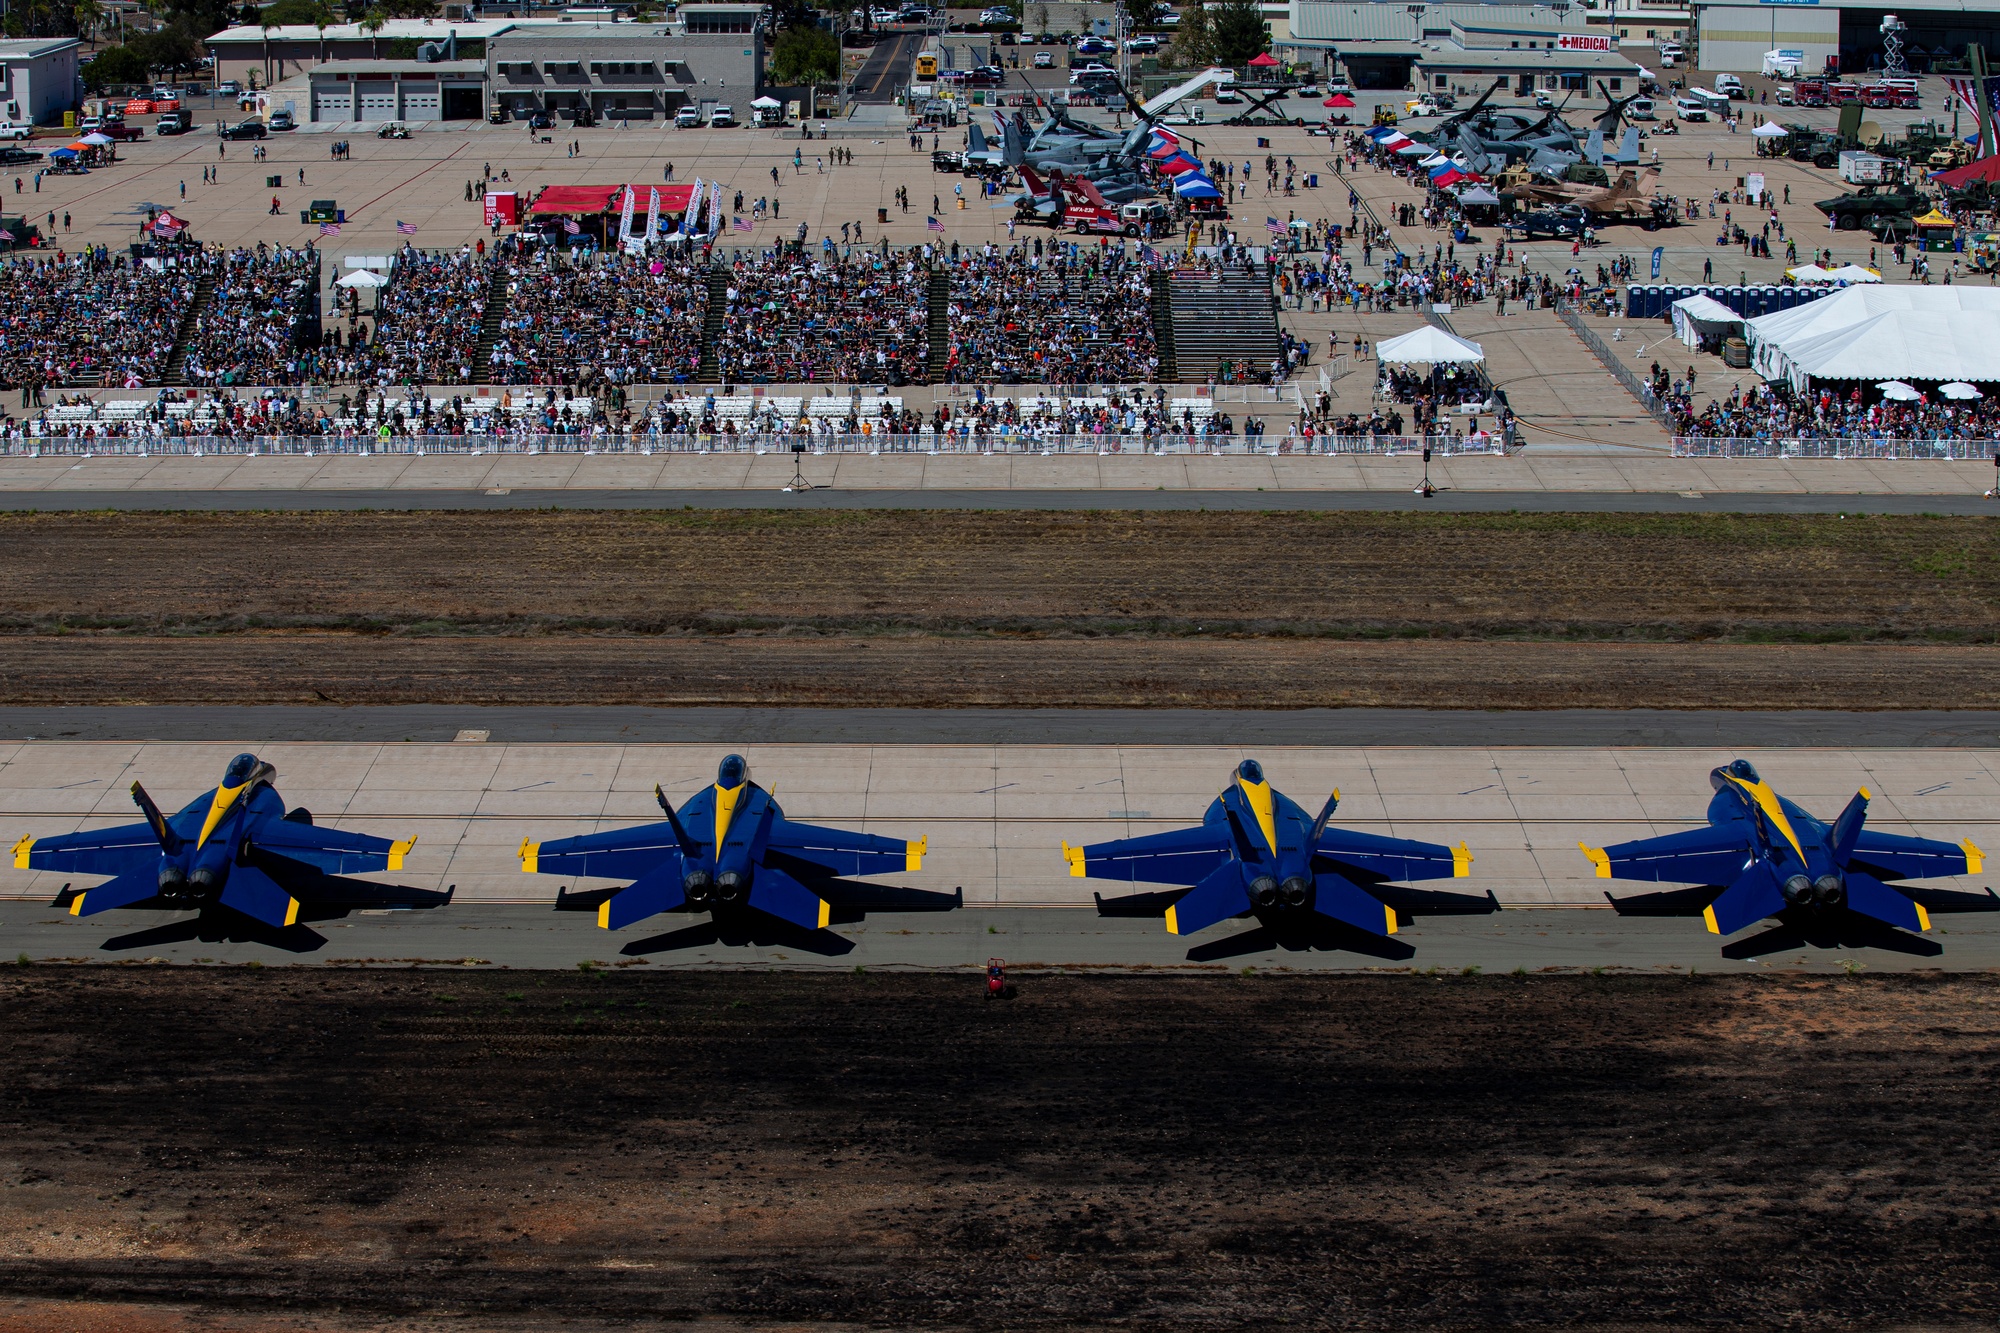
[18,752,448,950]
[524,754,950,951]
[1069,760,1490,957]
[1586,759,1992,954]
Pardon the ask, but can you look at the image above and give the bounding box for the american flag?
[1265,216,1284,234]
[396,220,418,235]
[732,216,753,232]
[926,216,945,233]
[1138,244,1157,264]
[564,219,581,235]
[318,222,340,236]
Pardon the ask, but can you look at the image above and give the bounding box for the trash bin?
[266,174,282,188]
[1306,173,1318,188]
[878,207,888,223]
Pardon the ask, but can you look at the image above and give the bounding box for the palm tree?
[260,10,276,85]
[360,6,385,57]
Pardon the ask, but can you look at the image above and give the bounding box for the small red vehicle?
[985,957,1009,999]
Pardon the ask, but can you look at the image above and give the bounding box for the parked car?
[0,146,43,167]
[1073,36,1113,55]
[1032,49,1054,67]
[1124,34,1158,52]
[77,116,102,133]
[156,109,191,134]
[675,104,701,127]
[708,103,736,126]
[216,79,241,95]
[978,5,1011,21]
[267,108,295,130]
[221,119,268,139]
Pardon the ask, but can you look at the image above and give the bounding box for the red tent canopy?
[1246,51,1279,66]
[1932,154,2000,189]
[529,184,698,215]
[1324,93,1356,107]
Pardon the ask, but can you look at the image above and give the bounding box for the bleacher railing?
[0,433,1508,458]
[1673,436,2000,460]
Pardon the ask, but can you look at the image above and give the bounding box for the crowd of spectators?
[179,245,323,388]
[943,244,1158,385]
[487,246,709,386]
[1656,367,2000,442]
[350,247,492,387]
[715,250,929,384]
[0,249,203,391]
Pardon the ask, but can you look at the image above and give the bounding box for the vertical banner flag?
[617,185,636,245]
[688,177,703,236]
[1650,245,1663,279]
[709,181,723,239]
[646,186,661,240]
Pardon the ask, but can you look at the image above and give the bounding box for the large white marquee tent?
[1745,287,2000,389]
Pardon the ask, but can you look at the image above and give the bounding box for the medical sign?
[1555,33,1615,52]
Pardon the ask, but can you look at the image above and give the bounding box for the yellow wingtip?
[284,897,301,927]
[1702,904,1721,935]
[387,835,415,871]
[906,835,927,873]
[1062,840,1086,878]
[1383,902,1398,935]
[817,897,831,930]
[1452,841,1473,878]
[12,834,33,870]
[1164,903,1181,936]
[1859,785,1873,800]
[68,892,84,917]
[1580,843,1611,879]
[1915,902,1933,932]
[597,898,611,929]
[1963,838,1985,875]
[519,837,539,874]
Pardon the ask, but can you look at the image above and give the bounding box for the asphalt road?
[1,488,1995,512]
[6,901,1993,972]
[850,33,921,104]
[7,706,2000,746]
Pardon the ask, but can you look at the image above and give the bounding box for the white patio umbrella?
[1876,380,1923,400]
[1940,381,1984,400]
[335,269,390,288]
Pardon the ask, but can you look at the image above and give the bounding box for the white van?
[1672,94,1708,121]
[1714,72,1745,98]
[1626,96,1656,120]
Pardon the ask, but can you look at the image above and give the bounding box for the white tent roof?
[1376,325,1485,365]
[334,268,390,288]
[1456,185,1500,204]
[1751,121,1791,137]
[751,95,783,108]
[1785,263,1835,281]
[1673,294,1741,324]
[1826,263,1882,283]
[1746,286,2000,387]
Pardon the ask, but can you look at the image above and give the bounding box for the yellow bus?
[916,52,938,79]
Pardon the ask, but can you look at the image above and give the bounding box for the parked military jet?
[18,752,447,935]
[1584,759,1988,945]
[1505,167,1673,227]
[1067,760,1476,944]
[523,754,930,937]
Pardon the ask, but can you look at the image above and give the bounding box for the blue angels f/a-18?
[1584,759,1987,946]
[522,754,931,938]
[17,752,448,938]
[1067,760,1478,945]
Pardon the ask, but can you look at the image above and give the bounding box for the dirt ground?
[1,509,1997,707]
[1,969,1997,1333]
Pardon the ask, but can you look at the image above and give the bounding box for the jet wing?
[1066,824,1233,886]
[766,819,924,878]
[1315,828,1471,884]
[524,822,685,881]
[1848,830,1983,883]
[1582,824,1754,886]
[14,821,161,877]
[252,819,417,876]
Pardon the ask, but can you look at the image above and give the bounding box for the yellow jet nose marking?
[1236,777,1278,856]
[13,835,34,869]
[1963,839,1985,875]
[196,781,249,850]
[1580,843,1612,878]
[1061,841,1086,877]
[714,782,745,849]
[1724,774,1806,866]
[519,838,539,873]
[387,836,416,871]
[906,836,927,873]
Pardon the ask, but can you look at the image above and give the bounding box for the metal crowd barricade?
[1672,436,2000,460]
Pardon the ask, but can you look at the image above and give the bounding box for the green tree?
[131,23,201,77]
[1208,0,1266,65]
[82,41,150,88]
[1166,0,1211,68]
[768,23,837,84]
[359,4,385,55]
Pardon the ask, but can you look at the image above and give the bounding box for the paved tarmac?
[7,706,2000,747]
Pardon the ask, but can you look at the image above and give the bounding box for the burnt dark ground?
[3,969,1998,1331]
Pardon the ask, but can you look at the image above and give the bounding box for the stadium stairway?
[696,265,727,383]
[1149,272,1177,383]
[926,270,948,383]
[471,267,509,387]
[157,271,216,387]
[1166,271,1281,381]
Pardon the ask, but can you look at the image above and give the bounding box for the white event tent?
[1670,294,1744,349]
[1376,326,1485,365]
[1744,286,2000,389]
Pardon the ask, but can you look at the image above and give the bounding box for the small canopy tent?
[335,268,389,287]
[1671,293,1744,350]
[1826,264,1882,283]
[1931,154,2000,188]
[1751,121,1791,138]
[1376,326,1485,365]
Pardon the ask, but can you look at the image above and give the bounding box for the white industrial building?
[0,38,80,126]
[1692,0,2000,74]
[1286,2,1642,90]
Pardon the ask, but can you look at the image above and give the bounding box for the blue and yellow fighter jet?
[521,754,927,936]
[1583,759,1986,942]
[18,752,445,931]
[1065,759,1474,940]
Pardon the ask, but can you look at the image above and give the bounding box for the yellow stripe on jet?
[817,897,831,930]
[1703,903,1721,935]
[196,782,249,850]
[1452,842,1473,877]
[1235,776,1278,856]
[69,891,85,917]
[1719,771,1807,866]
[13,835,33,870]
[387,836,416,871]
[906,836,927,873]
[1164,903,1181,935]
[1580,843,1612,878]
[1915,902,1933,931]
[597,898,611,929]
[1061,841,1086,877]
[284,897,301,927]
[1963,839,1985,875]
[1383,902,1398,935]
[714,782,745,849]
[518,837,539,873]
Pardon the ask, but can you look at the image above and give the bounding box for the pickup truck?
[100,122,145,142]
[0,122,30,140]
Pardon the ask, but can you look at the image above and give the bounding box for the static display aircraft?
[1068,760,1485,953]
[524,754,942,943]
[18,752,448,945]
[1429,77,1643,177]
[1585,759,1992,951]
[1505,168,1674,227]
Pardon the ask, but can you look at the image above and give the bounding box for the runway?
[1,739,1992,969]
[4,488,1999,513]
[7,706,2000,746]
